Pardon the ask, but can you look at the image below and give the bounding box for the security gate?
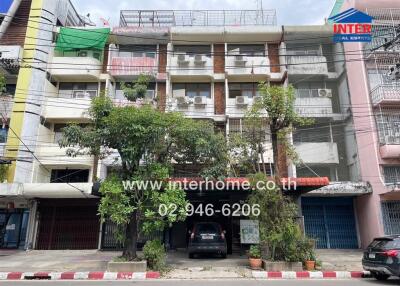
[302,197,358,249]
[381,201,400,235]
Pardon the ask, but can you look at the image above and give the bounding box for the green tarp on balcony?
[55,27,110,52]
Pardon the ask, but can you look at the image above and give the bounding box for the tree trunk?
[271,129,280,179]
[122,211,138,260]
[92,155,99,182]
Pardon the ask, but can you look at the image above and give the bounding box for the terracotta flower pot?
[249,257,262,269]
[305,260,315,271]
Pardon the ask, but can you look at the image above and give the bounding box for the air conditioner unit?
[234,55,246,67]
[177,54,189,66]
[236,96,248,106]
[318,89,332,98]
[194,54,206,66]
[73,90,92,99]
[176,96,189,107]
[193,96,206,107]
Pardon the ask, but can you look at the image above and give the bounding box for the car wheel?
[189,253,194,259]
[373,273,390,281]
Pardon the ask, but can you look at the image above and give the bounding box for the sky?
[71,0,337,27]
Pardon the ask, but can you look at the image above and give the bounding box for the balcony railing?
[294,89,333,117]
[108,51,158,77]
[370,84,400,106]
[287,56,328,75]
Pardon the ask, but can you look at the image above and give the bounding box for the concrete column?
[25,200,38,250]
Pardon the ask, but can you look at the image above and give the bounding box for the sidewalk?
[0,249,364,278]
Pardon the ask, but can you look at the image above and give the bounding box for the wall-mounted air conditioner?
[236,96,248,106]
[177,54,189,66]
[73,90,97,99]
[318,89,332,98]
[194,54,206,66]
[176,96,189,107]
[253,96,262,103]
[234,55,246,66]
[193,96,206,107]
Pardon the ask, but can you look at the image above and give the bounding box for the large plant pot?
[107,261,147,272]
[249,258,262,269]
[305,260,315,271]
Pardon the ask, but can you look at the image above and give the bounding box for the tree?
[247,173,315,262]
[0,73,9,182]
[252,84,312,177]
[60,77,228,260]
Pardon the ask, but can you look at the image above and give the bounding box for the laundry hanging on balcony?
[55,27,110,52]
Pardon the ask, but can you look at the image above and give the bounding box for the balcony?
[0,183,94,198]
[0,45,23,76]
[108,50,158,78]
[225,55,270,80]
[376,110,400,158]
[49,56,102,81]
[294,89,333,117]
[370,84,400,106]
[36,143,93,167]
[168,95,215,118]
[168,54,213,79]
[42,90,96,120]
[287,56,328,76]
[295,142,339,164]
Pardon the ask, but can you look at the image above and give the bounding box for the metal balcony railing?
[370,84,400,106]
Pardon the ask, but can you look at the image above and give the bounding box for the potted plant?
[248,245,262,269]
[304,250,316,271]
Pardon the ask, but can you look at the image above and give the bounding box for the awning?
[168,177,330,193]
[55,27,110,52]
[304,181,372,197]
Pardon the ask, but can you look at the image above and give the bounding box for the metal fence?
[381,201,400,235]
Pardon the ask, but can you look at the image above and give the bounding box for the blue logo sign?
[328,8,374,42]
[0,0,14,14]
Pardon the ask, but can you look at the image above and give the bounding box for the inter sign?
[0,0,14,14]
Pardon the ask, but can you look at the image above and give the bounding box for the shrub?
[143,239,166,271]
[249,245,261,258]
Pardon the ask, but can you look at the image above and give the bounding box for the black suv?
[362,235,400,280]
[188,222,227,258]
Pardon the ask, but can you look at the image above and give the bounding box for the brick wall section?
[0,0,31,46]
[214,82,225,115]
[157,82,166,112]
[213,44,225,73]
[268,43,280,73]
[158,44,167,73]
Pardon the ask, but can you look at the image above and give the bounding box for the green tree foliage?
[251,84,313,177]
[60,76,227,260]
[247,173,315,262]
[143,239,167,271]
[120,74,150,101]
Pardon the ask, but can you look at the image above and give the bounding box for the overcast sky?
[71,0,336,27]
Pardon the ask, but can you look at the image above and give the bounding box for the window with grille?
[172,83,211,98]
[383,166,400,185]
[228,118,270,142]
[375,110,400,145]
[228,83,260,98]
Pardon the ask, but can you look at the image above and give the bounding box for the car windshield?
[368,238,400,250]
[196,224,219,234]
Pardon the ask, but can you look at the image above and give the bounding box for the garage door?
[36,200,100,250]
[382,201,400,235]
[302,197,358,249]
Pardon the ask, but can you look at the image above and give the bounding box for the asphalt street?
[0,278,400,286]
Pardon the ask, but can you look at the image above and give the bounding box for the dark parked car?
[188,222,227,258]
[362,235,400,280]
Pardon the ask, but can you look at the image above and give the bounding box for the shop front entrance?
[0,209,29,249]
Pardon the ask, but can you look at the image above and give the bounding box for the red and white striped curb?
[0,271,160,280]
[252,271,371,279]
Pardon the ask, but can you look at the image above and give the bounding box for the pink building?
[334,0,400,247]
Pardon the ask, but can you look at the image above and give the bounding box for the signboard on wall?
[240,220,260,244]
[0,0,14,14]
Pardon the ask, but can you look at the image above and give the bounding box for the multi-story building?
[0,5,374,252]
[335,0,400,247]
